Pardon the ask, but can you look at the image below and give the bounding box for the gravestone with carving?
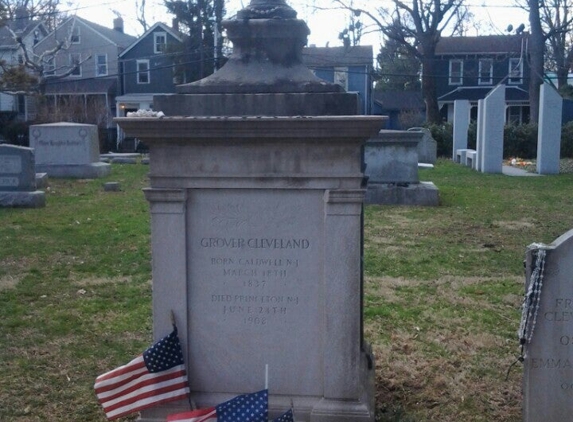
[117,1,384,420]
[0,144,45,208]
[522,230,573,421]
[29,122,110,178]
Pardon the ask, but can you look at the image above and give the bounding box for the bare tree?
[0,0,65,31]
[333,0,468,124]
[540,0,573,88]
[1,19,91,95]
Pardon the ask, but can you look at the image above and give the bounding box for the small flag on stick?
[94,328,190,420]
[167,389,268,422]
[273,408,294,422]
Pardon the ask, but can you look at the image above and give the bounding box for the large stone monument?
[0,144,45,208]
[29,122,110,178]
[364,130,439,206]
[522,230,573,421]
[117,1,384,421]
[480,85,505,173]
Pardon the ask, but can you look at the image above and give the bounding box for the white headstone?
[29,122,110,178]
[537,84,562,175]
[481,85,505,173]
[476,99,485,171]
[452,100,470,161]
[523,230,573,421]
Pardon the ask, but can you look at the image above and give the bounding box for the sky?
[70,0,530,49]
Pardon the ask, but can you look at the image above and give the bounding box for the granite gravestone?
[29,122,110,178]
[452,100,470,161]
[406,127,437,165]
[523,230,573,421]
[0,144,45,208]
[117,1,384,420]
[537,84,562,175]
[481,85,505,173]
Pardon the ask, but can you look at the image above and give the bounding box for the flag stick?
[265,364,269,390]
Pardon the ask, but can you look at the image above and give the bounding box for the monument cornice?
[115,116,386,142]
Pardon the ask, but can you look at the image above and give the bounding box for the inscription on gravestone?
[188,189,323,395]
[523,231,573,421]
[0,156,22,188]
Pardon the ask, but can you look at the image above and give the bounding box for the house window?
[69,53,81,77]
[449,59,463,85]
[96,54,108,76]
[71,25,80,44]
[334,67,348,90]
[154,32,167,53]
[137,59,150,84]
[479,59,493,85]
[509,58,523,84]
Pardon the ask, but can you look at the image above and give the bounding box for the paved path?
[502,165,542,177]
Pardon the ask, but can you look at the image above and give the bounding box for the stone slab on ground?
[365,181,439,206]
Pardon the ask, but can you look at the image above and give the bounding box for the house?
[434,34,530,124]
[33,16,136,129]
[0,12,48,121]
[114,22,184,149]
[302,45,373,114]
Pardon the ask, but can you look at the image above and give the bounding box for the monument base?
[366,181,439,206]
[35,162,111,179]
[0,190,45,208]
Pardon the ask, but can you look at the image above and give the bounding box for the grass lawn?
[1,159,572,421]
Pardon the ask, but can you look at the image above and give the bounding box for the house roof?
[44,77,117,95]
[34,16,136,50]
[74,16,137,49]
[302,45,373,67]
[373,90,425,111]
[0,20,46,49]
[435,34,527,55]
[120,22,183,58]
[438,85,529,103]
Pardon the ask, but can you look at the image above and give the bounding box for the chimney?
[113,17,124,33]
[172,18,179,33]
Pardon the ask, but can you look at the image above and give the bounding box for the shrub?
[504,123,537,159]
[424,122,453,157]
[561,121,573,158]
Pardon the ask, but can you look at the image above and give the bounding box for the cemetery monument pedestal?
[117,1,385,420]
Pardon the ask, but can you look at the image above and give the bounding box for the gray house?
[33,16,136,128]
[0,15,48,120]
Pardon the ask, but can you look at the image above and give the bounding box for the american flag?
[94,328,190,420]
[273,409,294,422]
[166,389,268,422]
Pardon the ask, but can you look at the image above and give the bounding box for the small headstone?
[141,157,150,165]
[523,230,573,421]
[452,100,470,161]
[35,173,49,189]
[537,84,563,175]
[0,144,45,208]
[29,122,111,178]
[406,127,437,164]
[111,157,137,164]
[481,86,505,173]
[104,182,120,192]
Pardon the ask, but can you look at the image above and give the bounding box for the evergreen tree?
[164,0,225,82]
[375,38,421,91]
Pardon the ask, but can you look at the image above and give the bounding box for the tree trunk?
[421,50,442,124]
[529,0,544,123]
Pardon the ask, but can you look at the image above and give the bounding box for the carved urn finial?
[237,0,297,19]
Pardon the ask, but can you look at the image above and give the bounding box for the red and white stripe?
[95,355,189,420]
[167,407,217,422]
